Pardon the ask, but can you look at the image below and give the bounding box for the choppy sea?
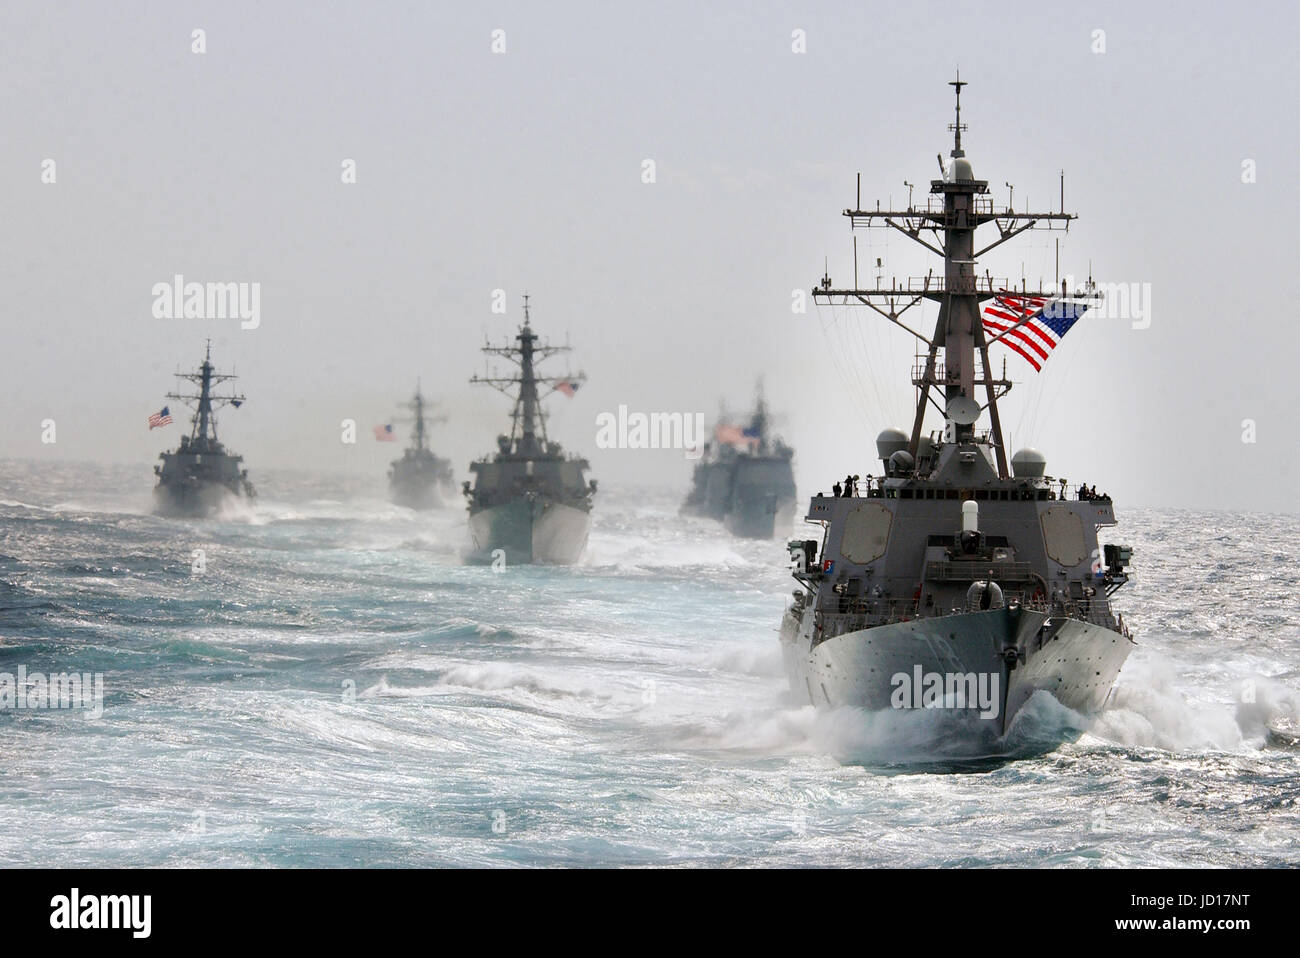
[0,459,1296,867]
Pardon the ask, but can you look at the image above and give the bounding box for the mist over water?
[0,460,1296,867]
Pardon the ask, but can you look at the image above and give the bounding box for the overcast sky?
[2,0,1295,511]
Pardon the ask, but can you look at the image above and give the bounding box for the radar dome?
[887,450,915,476]
[875,428,908,463]
[948,156,975,182]
[1011,447,1048,478]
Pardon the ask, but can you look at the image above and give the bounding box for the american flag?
[374,424,396,441]
[553,380,579,398]
[714,423,758,448]
[715,423,744,444]
[981,293,1090,372]
[148,406,172,430]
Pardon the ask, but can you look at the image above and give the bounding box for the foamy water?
[0,460,1297,866]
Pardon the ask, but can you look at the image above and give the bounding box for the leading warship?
[682,386,797,539]
[152,341,256,517]
[780,79,1135,741]
[388,383,454,510]
[463,297,596,564]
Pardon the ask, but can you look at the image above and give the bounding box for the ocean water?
[1,459,1297,867]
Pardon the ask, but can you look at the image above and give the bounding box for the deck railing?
[816,591,1116,642]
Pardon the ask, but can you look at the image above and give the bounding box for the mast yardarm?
[470,295,585,457]
[165,339,246,451]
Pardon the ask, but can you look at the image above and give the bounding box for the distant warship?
[781,78,1135,740]
[388,384,454,510]
[682,387,797,539]
[153,341,255,517]
[463,297,596,564]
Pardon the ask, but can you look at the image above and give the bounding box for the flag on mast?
[373,424,396,441]
[981,293,1089,372]
[147,407,172,430]
[715,423,759,449]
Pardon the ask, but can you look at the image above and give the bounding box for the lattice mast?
[396,381,445,453]
[813,76,1088,478]
[470,295,584,455]
[166,339,246,449]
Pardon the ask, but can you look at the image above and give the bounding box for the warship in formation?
[152,341,256,517]
[781,78,1135,740]
[463,297,596,564]
[682,386,797,539]
[387,384,454,509]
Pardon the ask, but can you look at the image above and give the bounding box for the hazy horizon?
[3,1,1295,513]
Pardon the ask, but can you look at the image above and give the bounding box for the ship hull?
[152,480,251,518]
[780,605,1133,738]
[723,496,798,540]
[389,479,449,511]
[465,498,590,565]
[388,455,453,511]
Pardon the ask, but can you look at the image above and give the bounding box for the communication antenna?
[811,77,1095,479]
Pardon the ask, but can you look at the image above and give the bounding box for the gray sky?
[2,0,1295,511]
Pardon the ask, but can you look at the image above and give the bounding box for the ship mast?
[813,76,1092,478]
[393,380,447,454]
[471,294,584,457]
[750,380,769,452]
[166,339,245,450]
[413,386,426,451]
[518,296,541,452]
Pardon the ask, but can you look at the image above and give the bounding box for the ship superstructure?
[463,297,596,564]
[152,341,255,517]
[780,79,1135,741]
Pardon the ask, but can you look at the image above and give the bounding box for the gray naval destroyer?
[153,341,255,517]
[388,384,454,510]
[682,387,797,539]
[463,297,596,564]
[781,79,1135,741]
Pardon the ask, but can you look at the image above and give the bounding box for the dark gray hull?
[388,452,453,511]
[780,604,1134,738]
[465,498,590,565]
[684,455,797,540]
[152,479,251,518]
[723,496,798,540]
[390,477,451,511]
